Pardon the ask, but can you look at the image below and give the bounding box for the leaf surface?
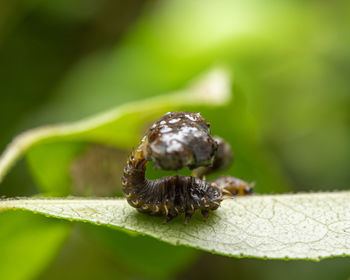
[2,192,350,260]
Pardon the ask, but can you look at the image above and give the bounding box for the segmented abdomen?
[122,152,223,223]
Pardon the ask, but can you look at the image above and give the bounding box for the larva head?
[205,185,223,209]
[145,112,217,170]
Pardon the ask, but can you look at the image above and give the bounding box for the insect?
[122,112,253,223]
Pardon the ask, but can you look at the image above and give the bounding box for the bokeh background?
[1,0,350,279]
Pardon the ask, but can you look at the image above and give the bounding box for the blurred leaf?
[83,224,197,278]
[39,225,129,280]
[2,192,350,261]
[27,142,86,196]
[0,67,231,188]
[0,211,70,280]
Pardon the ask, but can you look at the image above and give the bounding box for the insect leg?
[201,209,210,221]
[184,204,195,225]
[163,214,176,224]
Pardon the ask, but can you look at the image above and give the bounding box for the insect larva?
[121,111,253,223]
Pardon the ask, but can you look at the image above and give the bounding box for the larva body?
[121,111,253,223]
[122,148,222,223]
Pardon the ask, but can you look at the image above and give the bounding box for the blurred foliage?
[0,0,350,279]
[0,211,69,280]
[38,223,197,280]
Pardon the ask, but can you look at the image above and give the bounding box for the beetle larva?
[122,111,253,223]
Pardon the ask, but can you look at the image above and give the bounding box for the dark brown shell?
[144,111,217,170]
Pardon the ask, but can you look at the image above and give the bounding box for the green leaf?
[0,67,231,188]
[1,192,350,261]
[0,211,70,280]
